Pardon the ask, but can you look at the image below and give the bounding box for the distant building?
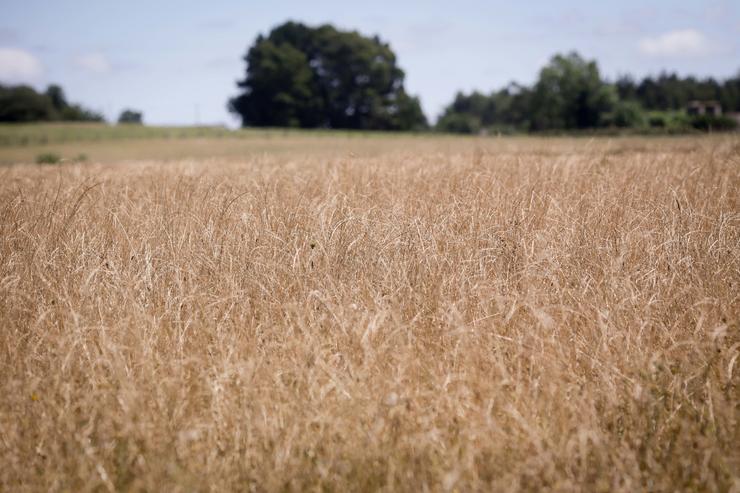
[687,100,722,117]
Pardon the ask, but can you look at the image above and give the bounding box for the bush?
[645,112,694,133]
[666,112,692,131]
[35,152,61,164]
[648,114,667,128]
[436,113,482,134]
[118,109,143,125]
[604,101,646,128]
[690,115,738,132]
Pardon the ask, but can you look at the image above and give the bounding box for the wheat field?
[0,134,738,491]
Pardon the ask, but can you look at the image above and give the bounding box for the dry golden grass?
[1,135,739,491]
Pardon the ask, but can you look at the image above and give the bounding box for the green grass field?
[0,123,725,166]
[0,123,443,164]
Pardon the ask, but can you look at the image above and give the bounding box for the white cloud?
[0,47,43,84]
[639,29,712,57]
[74,52,111,74]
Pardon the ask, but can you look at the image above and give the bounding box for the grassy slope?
[0,132,738,491]
[0,124,435,164]
[0,123,725,164]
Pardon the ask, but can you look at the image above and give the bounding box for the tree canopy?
[615,72,740,112]
[529,53,616,130]
[229,22,427,130]
[0,84,104,123]
[118,109,143,124]
[437,52,740,134]
[437,53,616,133]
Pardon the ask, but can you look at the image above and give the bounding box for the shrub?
[436,113,482,134]
[118,109,143,125]
[35,152,61,164]
[690,115,738,132]
[604,101,646,128]
[647,113,667,128]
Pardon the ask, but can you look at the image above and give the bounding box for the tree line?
[436,53,740,134]
[1,21,738,132]
[0,84,104,123]
[0,84,144,124]
[228,23,738,133]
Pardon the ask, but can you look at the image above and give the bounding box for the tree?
[437,111,482,134]
[529,52,615,130]
[615,75,638,102]
[436,53,740,134]
[60,103,104,122]
[0,85,56,122]
[435,86,533,134]
[229,37,317,128]
[603,100,646,128]
[0,83,103,123]
[720,73,740,111]
[631,72,734,111]
[118,109,143,124]
[229,22,427,130]
[45,84,67,112]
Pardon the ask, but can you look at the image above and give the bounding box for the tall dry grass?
[1,136,738,491]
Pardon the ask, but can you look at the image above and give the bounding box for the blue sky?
[1,0,738,125]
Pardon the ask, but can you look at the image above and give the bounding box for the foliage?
[0,84,104,123]
[118,109,144,124]
[647,111,691,133]
[436,53,618,133]
[529,53,616,130]
[437,53,740,134]
[647,112,668,128]
[46,85,103,122]
[0,85,56,122]
[35,152,61,164]
[60,104,105,122]
[689,114,738,132]
[229,21,427,130]
[436,85,534,134]
[617,72,740,111]
[602,100,646,128]
[436,110,482,134]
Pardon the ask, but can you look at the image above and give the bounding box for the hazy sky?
[1,0,738,125]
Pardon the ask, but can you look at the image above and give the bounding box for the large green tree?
[529,52,615,130]
[229,22,427,130]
